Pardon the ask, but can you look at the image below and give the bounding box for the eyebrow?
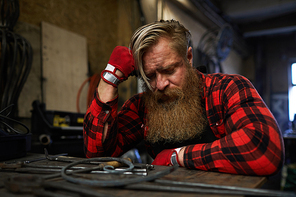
[157,61,182,72]
[144,60,183,77]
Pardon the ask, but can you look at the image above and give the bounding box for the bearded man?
[83,20,284,175]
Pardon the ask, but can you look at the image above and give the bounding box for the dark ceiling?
[208,0,296,38]
[172,0,296,57]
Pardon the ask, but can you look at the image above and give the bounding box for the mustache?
[152,87,184,103]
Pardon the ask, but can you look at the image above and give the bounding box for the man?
[83,19,284,175]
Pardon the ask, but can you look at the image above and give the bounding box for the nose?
[155,73,169,91]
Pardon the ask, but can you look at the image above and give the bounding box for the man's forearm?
[97,70,124,103]
[98,79,117,142]
[98,70,124,142]
[84,45,135,157]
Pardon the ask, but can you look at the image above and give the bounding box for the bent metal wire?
[61,157,177,187]
[60,158,296,196]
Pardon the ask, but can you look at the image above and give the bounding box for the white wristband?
[105,64,115,72]
[101,64,121,86]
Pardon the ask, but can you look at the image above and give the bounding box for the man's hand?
[152,148,181,166]
[101,46,135,87]
[108,46,135,79]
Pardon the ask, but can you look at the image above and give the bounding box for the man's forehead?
[143,48,181,73]
[143,58,180,75]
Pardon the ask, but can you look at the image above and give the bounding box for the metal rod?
[14,167,147,176]
[152,179,296,197]
[125,182,296,197]
[125,183,260,196]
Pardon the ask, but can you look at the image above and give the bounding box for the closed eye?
[146,73,156,80]
[163,67,175,74]
[160,61,182,75]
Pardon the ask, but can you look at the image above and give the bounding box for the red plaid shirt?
[83,70,284,175]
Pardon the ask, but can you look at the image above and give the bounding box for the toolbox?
[30,100,85,157]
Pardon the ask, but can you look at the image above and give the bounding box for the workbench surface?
[0,153,268,197]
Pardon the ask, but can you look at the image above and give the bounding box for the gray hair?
[130,19,191,90]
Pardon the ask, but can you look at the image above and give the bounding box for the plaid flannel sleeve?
[183,74,284,175]
[83,89,117,158]
[83,90,144,158]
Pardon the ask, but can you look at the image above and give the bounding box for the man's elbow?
[251,148,284,176]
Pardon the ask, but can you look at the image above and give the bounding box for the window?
[289,62,296,121]
[292,63,296,85]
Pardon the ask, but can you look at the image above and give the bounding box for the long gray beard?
[143,67,207,144]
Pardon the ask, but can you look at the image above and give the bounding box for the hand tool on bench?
[1,148,135,177]
[2,157,135,179]
[4,157,134,196]
[44,148,134,173]
[0,152,68,169]
[61,158,175,187]
[24,151,68,164]
[14,165,148,176]
[3,156,150,176]
[44,148,74,163]
[44,148,133,169]
[133,163,154,171]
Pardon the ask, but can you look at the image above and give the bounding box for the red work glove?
[101,46,135,87]
[152,148,180,166]
[108,46,135,79]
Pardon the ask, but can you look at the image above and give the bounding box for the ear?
[187,47,193,67]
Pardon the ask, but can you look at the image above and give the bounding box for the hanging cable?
[0,0,33,134]
[0,0,33,117]
[0,104,29,135]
